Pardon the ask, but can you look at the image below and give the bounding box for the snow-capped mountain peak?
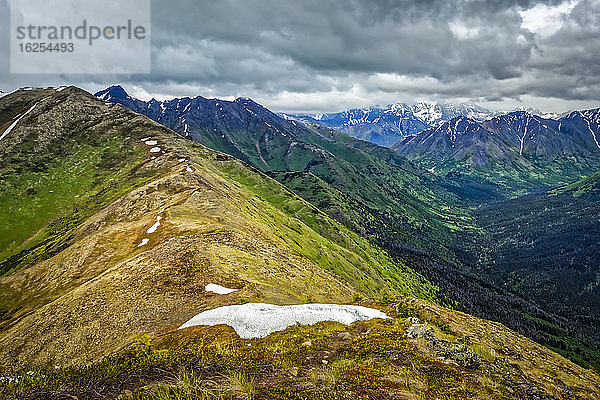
[510,106,559,120]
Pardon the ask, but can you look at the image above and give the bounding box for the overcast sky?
[1,0,600,113]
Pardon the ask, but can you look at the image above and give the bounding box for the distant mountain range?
[280,102,500,147]
[98,86,600,194]
[281,103,566,148]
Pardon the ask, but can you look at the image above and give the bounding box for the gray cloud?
[1,0,599,113]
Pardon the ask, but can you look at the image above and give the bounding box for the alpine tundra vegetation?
[0,86,599,399]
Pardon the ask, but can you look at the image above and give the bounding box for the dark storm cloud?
[1,0,599,112]
[150,0,533,79]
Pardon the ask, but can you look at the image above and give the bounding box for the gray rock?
[404,322,433,339]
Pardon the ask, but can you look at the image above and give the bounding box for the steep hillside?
[0,87,436,371]
[96,86,600,371]
[394,117,520,168]
[552,170,600,196]
[0,88,163,273]
[1,88,599,398]
[482,112,584,157]
[456,176,600,367]
[560,109,600,151]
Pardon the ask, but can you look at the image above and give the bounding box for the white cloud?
[520,0,579,37]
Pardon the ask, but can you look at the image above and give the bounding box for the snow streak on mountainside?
[396,110,600,159]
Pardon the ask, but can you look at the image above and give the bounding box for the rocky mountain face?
[394,116,519,167]
[97,85,316,171]
[411,101,499,126]
[280,104,430,147]
[280,101,498,147]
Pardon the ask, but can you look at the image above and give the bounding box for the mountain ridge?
[0,86,438,370]
[95,85,469,255]
[1,87,600,398]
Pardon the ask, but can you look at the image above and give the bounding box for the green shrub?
[375,288,395,306]
[395,302,419,319]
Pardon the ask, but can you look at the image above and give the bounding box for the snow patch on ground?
[144,140,158,145]
[0,376,18,384]
[178,303,389,338]
[186,166,193,172]
[137,238,149,247]
[150,147,161,153]
[205,284,237,295]
[141,137,152,142]
[146,216,162,234]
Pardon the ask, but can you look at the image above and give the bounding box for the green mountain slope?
[96,87,600,371]
[6,299,600,399]
[0,88,435,370]
[0,88,598,398]
[96,87,474,258]
[0,88,163,274]
[394,114,600,198]
[552,170,600,196]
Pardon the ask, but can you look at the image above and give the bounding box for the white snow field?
[205,283,237,295]
[178,303,389,338]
